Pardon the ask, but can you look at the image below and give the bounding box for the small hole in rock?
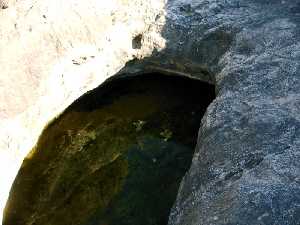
[3,73,215,225]
[132,34,143,49]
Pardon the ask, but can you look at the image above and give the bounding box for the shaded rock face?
[161,1,300,225]
[3,74,215,225]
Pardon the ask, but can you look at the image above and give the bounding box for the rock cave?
[3,73,215,225]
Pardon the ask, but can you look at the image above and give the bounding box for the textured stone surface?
[1,0,300,224]
[163,1,300,225]
[0,0,166,221]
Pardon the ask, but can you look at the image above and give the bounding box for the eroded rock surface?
[1,0,300,224]
[0,0,166,220]
[163,1,300,225]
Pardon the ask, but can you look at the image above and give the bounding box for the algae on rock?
[3,74,215,225]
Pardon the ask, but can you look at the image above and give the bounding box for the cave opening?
[4,72,215,225]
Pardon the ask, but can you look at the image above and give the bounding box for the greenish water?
[4,73,215,225]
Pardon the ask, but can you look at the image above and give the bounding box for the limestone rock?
[1,0,300,224]
[164,1,300,225]
[0,0,165,222]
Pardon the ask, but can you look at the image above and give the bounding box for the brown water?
[3,73,215,225]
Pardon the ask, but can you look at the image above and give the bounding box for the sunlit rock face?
[3,74,215,225]
[0,0,166,220]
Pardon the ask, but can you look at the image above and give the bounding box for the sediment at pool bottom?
[3,74,215,225]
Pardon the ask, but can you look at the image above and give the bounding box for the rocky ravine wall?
[0,0,166,222]
[1,0,300,224]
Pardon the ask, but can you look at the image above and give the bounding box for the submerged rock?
[3,74,215,225]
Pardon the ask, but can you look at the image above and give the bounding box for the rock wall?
[0,0,166,222]
[1,0,300,224]
[163,1,300,224]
